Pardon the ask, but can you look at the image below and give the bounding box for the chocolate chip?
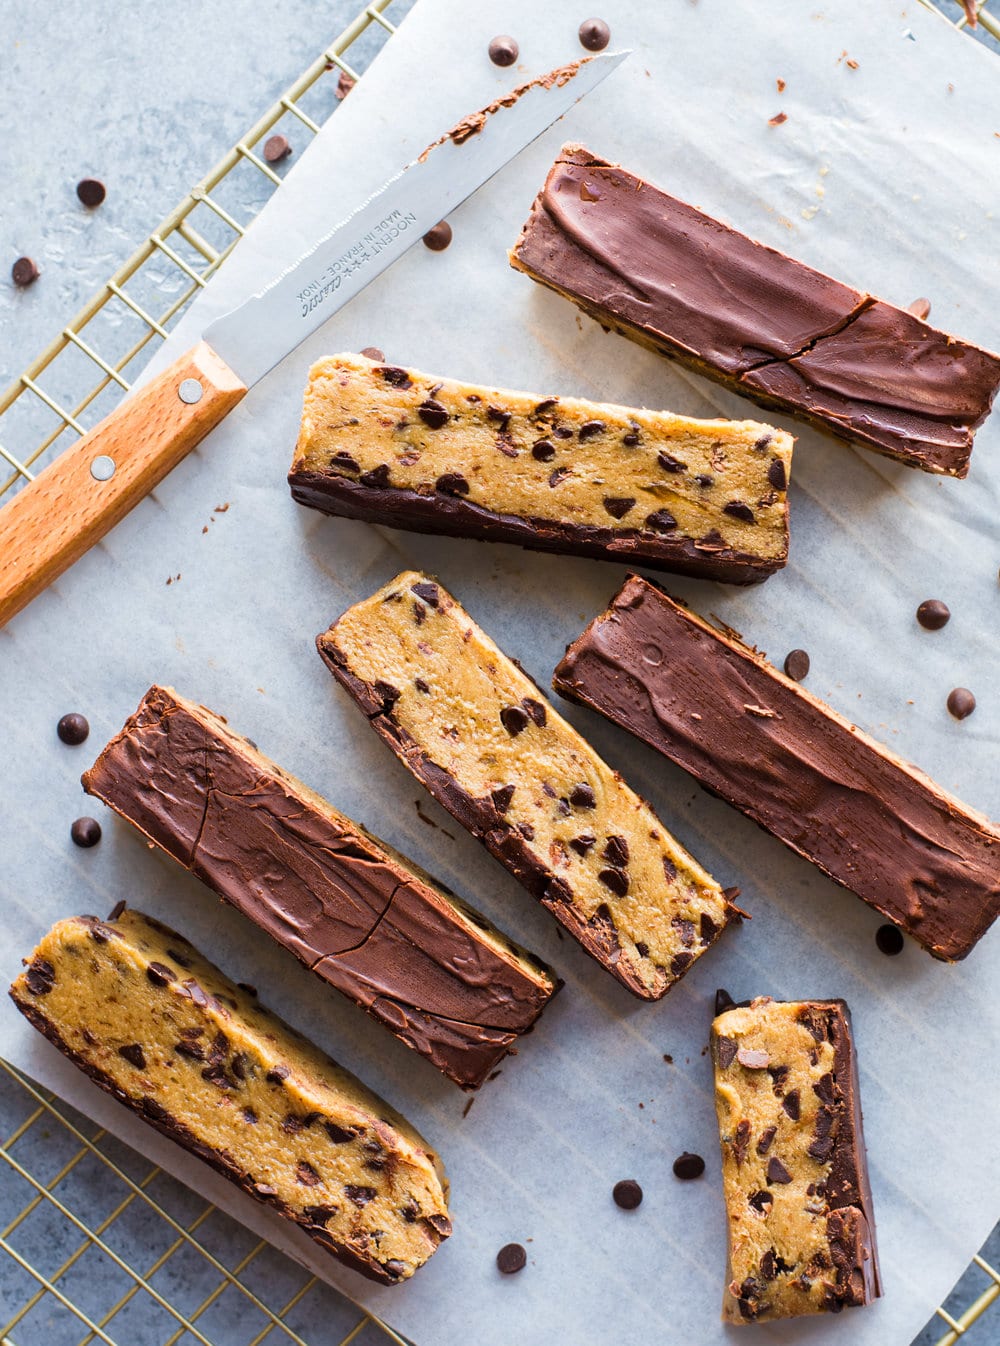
[118,1043,146,1070]
[108,900,126,921]
[672,1152,705,1180]
[670,951,693,975]
[491,784,515,813]
[569,783,595,809]
[496,1242,527,1273]
[231,1053,248,1080]
[57,712,89,745]
[700,913,718,944]
[414,677,430,695]
[754,434,773,452]
[635,941,649,958]
[253,1182,277,1198]
[622,431,640,447]
[579,419,605,439]
[756,1125,777,1156]
[947,687,976,720]
[598,867,629,896]
[715,988,736,1015]
[425,1213,453,1237]
[360,347,384,362]
[435,471,469,496]
[916,598,950,630]
[531,439,556,461]
[724,500,755,523]
[578,17,611,50]
[548,467,571,487]
[717,1035,738,1069]
[760,1250,777,1281]
[809,1134,835,1163]
[282,1114,305,1134]
[875,923,905,955]
[296,1160,321,1186]
[767,1156,793,1185]
[12,256,40,287]
[146,961,175,987]
[522,698,547,727]
[517,822,535,841]
[71,817,101,848]
[76,178,106,207]
[418,398,449,429]
[303,1204,338,1225]
[603,496,636,519]
[783,648,810,681]
[500,704,529,736]
[263,134,292,163]
[330,450,360,474]
[166,947,191,968]
[662,856,677,882]
[656,451,686,473]
[908,297,932,321]
[488,35,519,66]
[602,835,629,868]
[242,1107,258,1124]
[695,473,713,488]
[569,832,596,856]
[324,1120,356,1143]
[645,509,677,533]
[782,1090,801,1121]
[359,464,390,489]
[345,1183,377,1208]
[265,1065,290,1084]
[748,1189,773,1213]
[534,398,558,415]
[552,424,573,439]
[813,1071,836,1103]
[672,917,695,947]
[411,581,440,608]
[486,406,511,431]
[737,1047,770,1069]
[378,365,412,389]
[612,1178,643,1208]
[24,958,56,996]
[383,1259,408,1280]
[422,221,453,251]
[175,1039,204,1061]
[732,1119,751,1165]
[767,458,787,490]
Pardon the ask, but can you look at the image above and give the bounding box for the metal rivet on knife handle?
[90,455,116,481]
[178,378,204,405]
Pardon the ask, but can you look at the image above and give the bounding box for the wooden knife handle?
[0,341,246,629]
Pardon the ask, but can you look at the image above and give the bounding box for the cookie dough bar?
[510,145,1000,477]
[316,571,739,1000]
[712,997,880,1322]
[553,574,1000,960]
[10,909,451,1285]
[82,686,559,1090]
[288,353,793,584]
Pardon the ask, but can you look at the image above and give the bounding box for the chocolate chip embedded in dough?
[146,961,175,987]
[531,439,556,461]
[700,913,718,943]
[569,783,595,809]
[767,1156,793,1184]
[118,1043,147,1070]
[345,1184,377,1207]
[736,1047,770,1069]
[265,1064,290,1084]
[359,464,390,489]
[569,832,596,856]
[645,509,678,533]
[330,451,360,474]
[548,466,571,487]
[296,1160,321,1186]
[603,496,636,519]
[378,365,412,389]
[602,835,629,868]
[715,987,736,1015]
[25,958,56,996]
[435,471,469,496]
[411,581,440,608]
[717,1035,738,1069]
[597,867,628,897]
[767,458,787,490]
[662,856,677,881]
[500,704,530,737]
[491,784,516,813]
[522,698,547,727]
[782,1090,801,1121]
[732,1119,751,1165]
[756,1125,777,1156]
[724,501,756,523]
[324,1120,356,1143]
[418,399,449,429]
[657,451,686,473]
[579,419,606,439]
[748,1189,773,1214]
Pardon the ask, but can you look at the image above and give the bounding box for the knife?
[0,51,626,628]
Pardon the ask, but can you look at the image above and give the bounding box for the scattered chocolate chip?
[569,832,596,856]
[422,220,453,251]
[107,900,126,921]
[531,439,556,461]
[737,1047,770,1069]
[117,1043,147,1070]
[908,297,932,321]
[263,134,292,163]
[296,1160,321,1186]
[603,835,629,868]
[916,599,950,630]
[947,687,976,720]
[756,1125,777,1156]
[748,1189,773,1213]
[656,451,686,473]
[282,1113,305,1134]
[71,817,102,848]
[175,1039,205,1061]
[783,648,810,681]
[716,1035,738,1069]
[522,698,547,727]
[412,581,440,608]
[360,346,384,362]
[672,1152,705,1180]
[782,1090,801,1121]
[146,961,175,987]
[813,1071,835,1103]
[767,1156,793,1185]
[378,365,412,389]
[613,1178,643,1208]
[25,958,56,996]
[548,466,571,487]
[359,464,390,489]
[875,923,905,956]
[500,704,530,737]
[579,419,606,440]
[166,947,191,968]
[426,1212,452,1237]
[418,398,449,429]
[488,35,519,66]
[597,867,629,896]
[76,178,106,207]
[578,17,611,50]
[754,434,773,452]
[435,471,469,496]
[645,509,677,533]
[496,1241,527,1273]
[603,496,636,519]
[57,712,90,745]
[237,982,257,997]
[487,406,511,431]
[715,988,736,1016]
[767,458,787,490]
[724,500,755,523]
[231,1053,248,1080]
[569,783,595,809]
[12,256,39,287]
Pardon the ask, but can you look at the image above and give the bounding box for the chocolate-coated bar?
[510,145,1000,477]
[554,575,1000,959]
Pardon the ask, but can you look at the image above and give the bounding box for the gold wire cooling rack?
[1,2,998,1344]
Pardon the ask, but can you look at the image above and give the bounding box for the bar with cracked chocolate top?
[712,997,880,1322]
[554,575,1000,960]
[288,353,793,585]
[10,908,451,1284]
[316,571,740,1000]
[82,686,559,1090]
[510,145,1000,477]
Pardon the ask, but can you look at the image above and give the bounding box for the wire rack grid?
[0,1,997,1344]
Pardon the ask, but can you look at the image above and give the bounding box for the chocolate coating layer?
[554,575,1000,960]
[510,146,1000,477]
[82,687,559,1088]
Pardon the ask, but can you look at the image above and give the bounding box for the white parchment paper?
[3,2,999,1342]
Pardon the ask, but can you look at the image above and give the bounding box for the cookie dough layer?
[288,353,792,585]
[82,686,559,1091]
[10,909,450,1285]
[553,574,1000,960]
[510,145,1000,477]
[712,997,880,1322]
[317,571,738,1000]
